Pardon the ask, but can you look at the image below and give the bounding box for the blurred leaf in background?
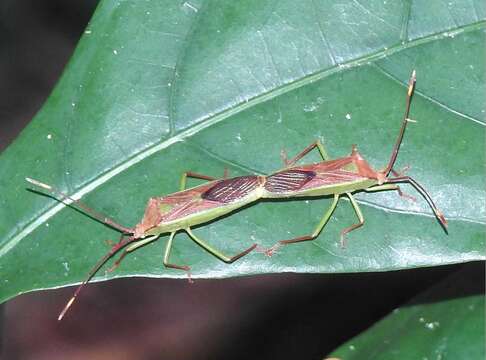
[329,264,484,359]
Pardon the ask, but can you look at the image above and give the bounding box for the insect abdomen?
[265,169,316,193]
[201,176,261,203]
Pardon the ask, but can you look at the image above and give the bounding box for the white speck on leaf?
[183,2,198,12]
[113,49,118,55]
[304,97,325,112]
[345,113,352,120]
[62,262,70,272]
[304,104,317,112]
[47,134,52,140]
[425,321,440,330]
[85,30,92,34]
[236,133,242,141]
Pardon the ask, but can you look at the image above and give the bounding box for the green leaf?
[328,264,485,359]
[0,0,484,303]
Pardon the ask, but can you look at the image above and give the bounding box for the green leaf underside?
[329,265,485,359]
[0,0,484,303]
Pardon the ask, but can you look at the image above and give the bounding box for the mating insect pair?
[27,70,447,320]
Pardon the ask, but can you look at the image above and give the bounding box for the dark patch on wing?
[201,176,260,203]
[265,169,316,193]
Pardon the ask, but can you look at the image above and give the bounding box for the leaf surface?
[0,0,484,303]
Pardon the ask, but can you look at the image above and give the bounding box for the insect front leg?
[263,194,340,256]
[106,235,160,273]
[340,193,364,248]
[282,139,331,167]
[163,231,193,282]
[365,184,416,202]
[185,227,257,263]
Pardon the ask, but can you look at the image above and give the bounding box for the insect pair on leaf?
[27,70,447,320]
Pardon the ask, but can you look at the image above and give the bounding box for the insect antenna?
[25,177,134,234]
[58,236,135,321]
[383,70,417,176]
[387,175,447,230]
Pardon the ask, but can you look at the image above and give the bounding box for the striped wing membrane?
[201,176,260,203]
[265,169,316,193]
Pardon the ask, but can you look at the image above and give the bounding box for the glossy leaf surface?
[0,0,484,303]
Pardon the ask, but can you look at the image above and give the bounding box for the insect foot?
[256,243,282,257]
[184,267,194,284]
[393,164,411,177]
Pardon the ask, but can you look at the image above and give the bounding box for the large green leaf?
[328,264,484,359]
[0,0,484,303]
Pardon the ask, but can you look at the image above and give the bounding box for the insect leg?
[391,166,410,177]
[185,227,257,263]
[283,140,331,167]
[163,231,193,281]
[365,184,416,201]
[179,171,217,191]
[340,193,364,248]
[264,194,340,256]
[106,235,160,273]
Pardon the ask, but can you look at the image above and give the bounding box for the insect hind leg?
[179,171,230,191]
[263,194,340,256]
[185,227,257,263]
[340,193,364,248]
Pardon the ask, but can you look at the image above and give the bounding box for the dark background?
[0,2,483,359]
